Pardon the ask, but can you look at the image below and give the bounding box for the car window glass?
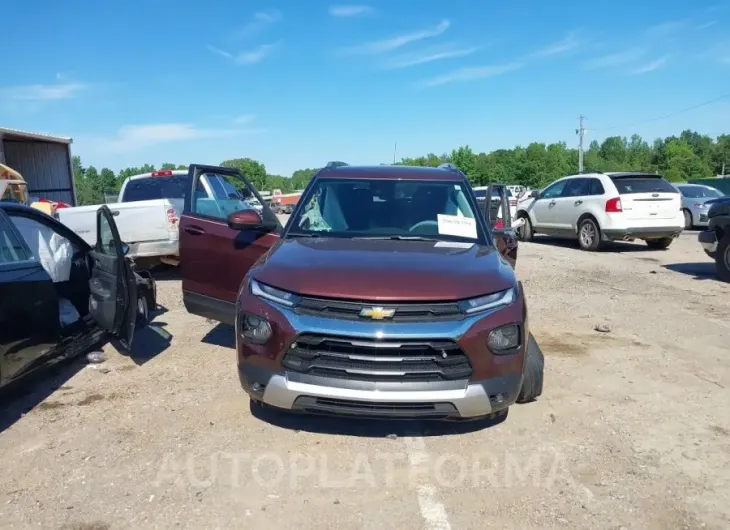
[192,173,250,221]
[611,177,678,194]
[542,180,568,199]
[121,175,187,202]
[589,179,605,196]
[0,217,30,263]
[98,212,117,255]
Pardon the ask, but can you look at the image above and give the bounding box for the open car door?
[485,183,519,268]
[88,205,137,351]
[179,164,282,325]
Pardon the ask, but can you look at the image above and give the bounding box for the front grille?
[295,296,463,322]
[282,334,472,382]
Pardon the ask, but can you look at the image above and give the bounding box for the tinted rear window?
[610,177,677,195]
[121,175,187,202]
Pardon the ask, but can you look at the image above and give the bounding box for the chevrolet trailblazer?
[178,162,544,420]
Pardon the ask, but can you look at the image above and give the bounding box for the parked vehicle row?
[0,202,155,392]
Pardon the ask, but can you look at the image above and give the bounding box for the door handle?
[184,226,205,236]
[549,200,556,206]
[574,200,583,206]
[110,210,120,216]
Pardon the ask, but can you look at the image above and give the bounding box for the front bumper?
[240,364,520,419]
[236,285,527,420]
[699,229,718,255]
[602,226,683,241]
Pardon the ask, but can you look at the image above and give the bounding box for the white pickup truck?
[59,169,263,267]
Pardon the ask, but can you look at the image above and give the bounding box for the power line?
[589,93,730,133]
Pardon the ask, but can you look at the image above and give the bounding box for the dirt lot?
[1,228,729,530]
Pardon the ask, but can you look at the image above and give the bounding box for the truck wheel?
[716,233,730,283]
[578,218,602,251]
[645,238,673,250]
[516,214,533,242]
[517,333,544,404]
[683,210,693,229]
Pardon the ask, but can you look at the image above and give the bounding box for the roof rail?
[324,161,348,169]
[438,163,460,172]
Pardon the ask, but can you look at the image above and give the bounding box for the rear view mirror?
[227,209,264,231]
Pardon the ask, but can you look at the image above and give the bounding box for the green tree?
[221,158,267,191]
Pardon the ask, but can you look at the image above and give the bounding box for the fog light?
[487,324,520,353]
[241,313,272,344]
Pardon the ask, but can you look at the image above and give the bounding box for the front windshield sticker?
[437,214,477,239]
[434,241,474,249]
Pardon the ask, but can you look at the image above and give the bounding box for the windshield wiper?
[353,235,440,241]
[287,232,321,238]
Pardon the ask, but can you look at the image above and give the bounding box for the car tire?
[645,237,673,250]
[683,209,693,230]
[716,233,730,283]
[136,293,150,328]
[516,214,533,242]
[517,333,544,404]
[577,218,602,251]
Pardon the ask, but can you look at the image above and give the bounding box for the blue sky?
[1,0,729,177]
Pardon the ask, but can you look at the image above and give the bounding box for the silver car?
[675,184,725,228]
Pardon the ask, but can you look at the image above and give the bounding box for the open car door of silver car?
[88,205,137,351]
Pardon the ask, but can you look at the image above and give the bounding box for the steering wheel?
[409,220,438,234]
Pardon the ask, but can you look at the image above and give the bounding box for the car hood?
[252,237,516,302]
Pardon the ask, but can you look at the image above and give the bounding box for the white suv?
[515,172,684,251]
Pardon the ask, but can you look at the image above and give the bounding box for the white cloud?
[89,123,265,154]
[697,20,718,30]
[234,9,282,39]
[531,31,580,58]
[329,4,373,17]
[383,45,480,69]
[2,82,87,101]
[644,19,686,38]
[207,42,281,64]
[345,19,450,55]
[631,55,669,74]
[418,63,523,88]
[585,48,646,69]
[233,114,255,124]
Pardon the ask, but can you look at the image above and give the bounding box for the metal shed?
[0,127,76,205]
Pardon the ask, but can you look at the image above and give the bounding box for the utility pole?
[576,115,586,172]
[393,142,397,164]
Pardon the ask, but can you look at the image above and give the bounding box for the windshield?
[121,175,187,202]
[288,178,486,243]
[678,185,723,199]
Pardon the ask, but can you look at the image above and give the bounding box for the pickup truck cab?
[179,162,543,421]
[58,169,262,268]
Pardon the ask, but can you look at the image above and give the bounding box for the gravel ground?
[1,228,729,530]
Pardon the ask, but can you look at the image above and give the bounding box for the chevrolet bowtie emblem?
[360,306,395,320]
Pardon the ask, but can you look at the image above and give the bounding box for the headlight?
[694,203,707,209]
[488,324,521,353]
[250,278,300,307]
[459,286,517,314]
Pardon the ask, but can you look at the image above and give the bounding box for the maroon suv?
[179,163,544,420]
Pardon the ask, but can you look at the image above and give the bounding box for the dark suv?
[179,163,543,420]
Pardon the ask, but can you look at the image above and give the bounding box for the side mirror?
[530,190,540,199]
[227,209,264,231]
[121,242,130,256]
